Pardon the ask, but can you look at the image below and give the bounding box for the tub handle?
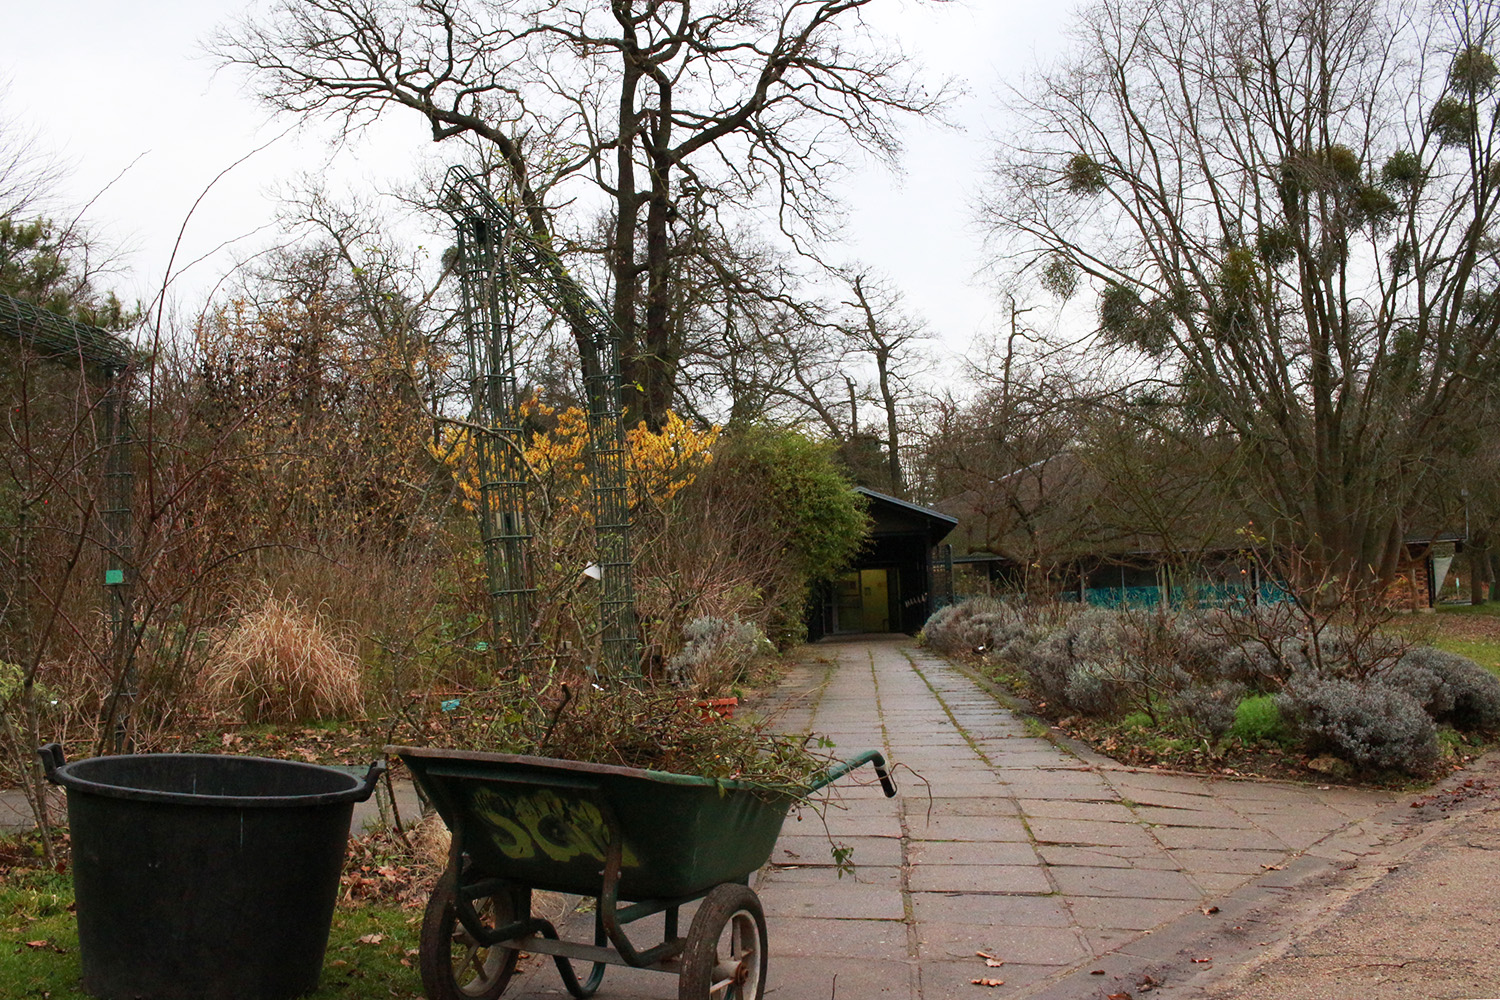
[356,760,388,801]
[37,743,65,783]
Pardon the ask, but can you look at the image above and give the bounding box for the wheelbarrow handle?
[809,749,898,798]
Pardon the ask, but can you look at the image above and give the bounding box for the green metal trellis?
[0,292,136,747]
[443,169,638,677]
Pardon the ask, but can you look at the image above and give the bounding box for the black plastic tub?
[39,743,384,1000]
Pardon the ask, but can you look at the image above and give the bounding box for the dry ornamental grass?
[206,594,365,724]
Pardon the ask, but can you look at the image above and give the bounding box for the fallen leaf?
[1200,905,1220,915]
[970,979,1004,988]
[1260,864,1285,870]
[985,959,1004,968]
[1192,957,1212,963]
[1107,993,1133,1000]
[1090,970,1106,975]
[974,951,998,960]
[25,940,48,948]
[356,933,384,945]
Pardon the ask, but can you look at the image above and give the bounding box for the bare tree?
[986,0,1500,603]
[0,96,62,223]
[915,311,1102,589]
[830,268,928,496]
[214,0,949,429]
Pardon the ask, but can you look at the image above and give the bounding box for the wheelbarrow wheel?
[421,875,525,1000]
[679,884,767,1000]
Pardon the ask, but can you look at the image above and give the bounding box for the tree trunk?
[1471,532,1492,605]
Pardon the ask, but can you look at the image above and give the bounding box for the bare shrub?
[206,594,364,723]
[1063,659,1128,716]
[633,428,866,671]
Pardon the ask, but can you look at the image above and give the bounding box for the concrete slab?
[916,921,1090,965]
[908,864,1054,895]
[917,959,1060,997]
[907,840,1041,867]
[762,956,916,1000]
[907,814,1032,842]
[1164,847,1295,874]
[1015,798,1138,822]
[1151,825,1288,851]
[1025,817,1159,849]
[1047,865,1203,900]
[762,864,903,889]
[918,796,1024,817]
[773,834,905,868]
[761,882,906,921]
[1066,894,1199,930]
[763,916,909,957]
[1132,805,1257,829]
[910,893,1073,927]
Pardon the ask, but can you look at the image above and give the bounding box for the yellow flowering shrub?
[430,401,719,517]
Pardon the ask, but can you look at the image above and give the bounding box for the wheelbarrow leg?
[545,918,607,999]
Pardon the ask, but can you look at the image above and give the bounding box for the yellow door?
[860,569,890,632]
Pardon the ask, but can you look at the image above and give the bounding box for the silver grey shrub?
[668,615,771,691]
[1276,674,1438,774]
[1063,658,1128,716]
[1385,646,1500,731]
[1172,681,1247,739]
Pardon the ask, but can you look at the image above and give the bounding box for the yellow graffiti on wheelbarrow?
[468,787,640,867]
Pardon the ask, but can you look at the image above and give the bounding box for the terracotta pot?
[693,697,738,721]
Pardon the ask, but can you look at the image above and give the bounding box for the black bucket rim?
[38,745,384,809]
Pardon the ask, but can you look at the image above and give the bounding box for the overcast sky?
[0,0,1074,368]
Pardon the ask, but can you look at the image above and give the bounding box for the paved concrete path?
[752,637,1398,1000]
[511,636,1401,1000]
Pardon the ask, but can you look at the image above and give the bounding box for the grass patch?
[1229,694,1291,745]
[1430,637,1500,676]
[0,866,425,1000]
[977,660,1030,696]
[1435,602,1500,617]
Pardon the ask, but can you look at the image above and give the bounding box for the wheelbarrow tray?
[393,746,800,900]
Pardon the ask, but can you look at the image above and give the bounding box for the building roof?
[856,486,958,542]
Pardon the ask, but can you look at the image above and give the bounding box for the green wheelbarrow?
[387,746,896,1000]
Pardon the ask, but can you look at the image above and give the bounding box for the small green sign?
[104,569,125,586]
